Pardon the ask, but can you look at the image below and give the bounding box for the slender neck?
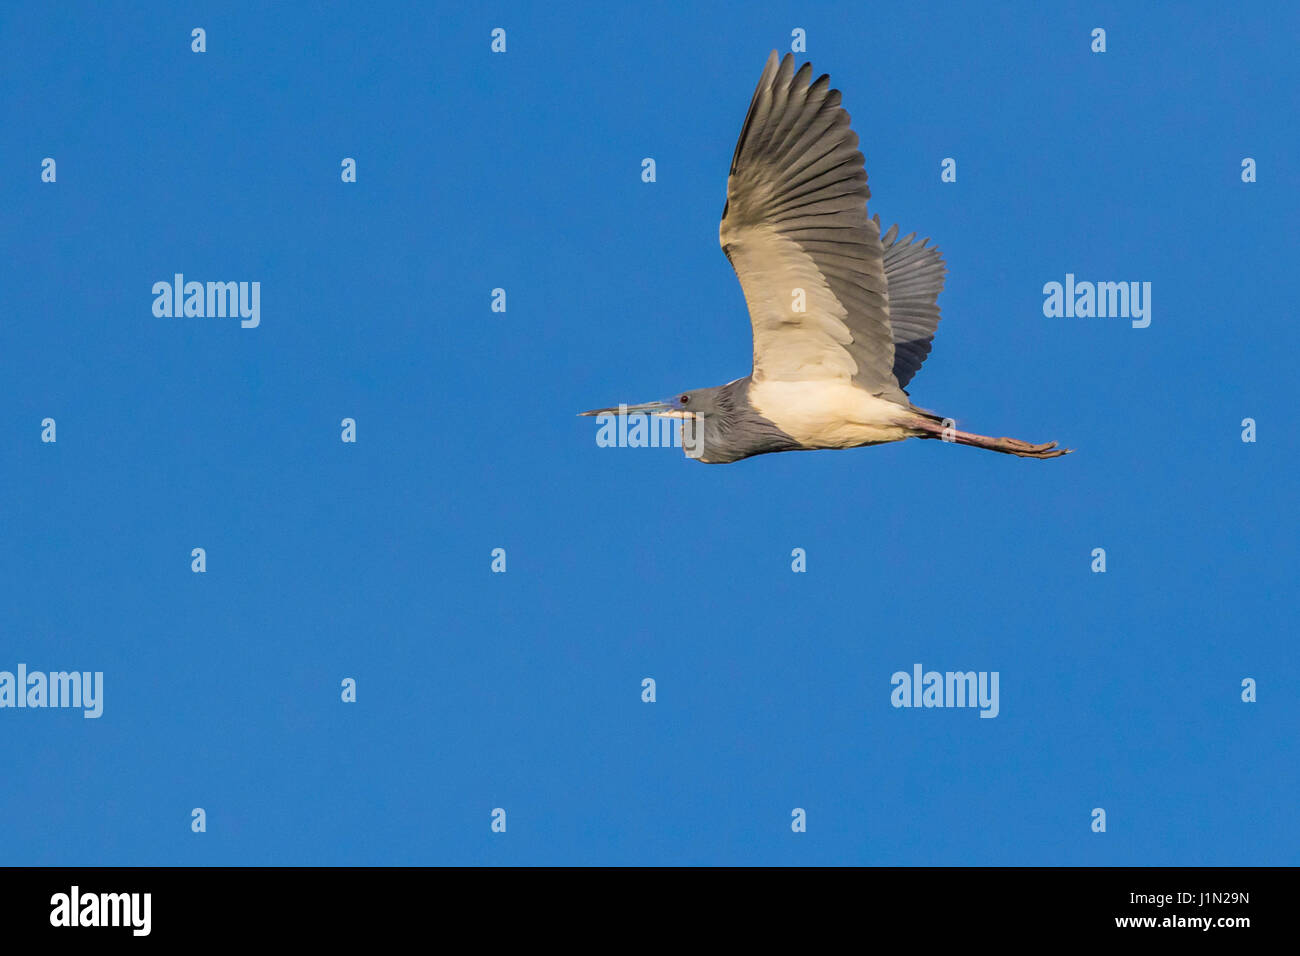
[699,378,802,463]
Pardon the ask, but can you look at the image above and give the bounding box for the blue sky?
[2,1,1296,865]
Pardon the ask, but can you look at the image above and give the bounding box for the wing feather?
[719,52,902,399]
[876,214,947,388]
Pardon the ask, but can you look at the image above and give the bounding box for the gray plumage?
[580,52,1070,463]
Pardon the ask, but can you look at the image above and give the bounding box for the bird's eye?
[680,394,690,404]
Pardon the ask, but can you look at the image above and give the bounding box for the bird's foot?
[913,417,1073,459]
[990,437,1072,459]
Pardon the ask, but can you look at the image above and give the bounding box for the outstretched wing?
[878,217,947,389]
[719,52,904,402]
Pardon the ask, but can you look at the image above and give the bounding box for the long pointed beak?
[578,400,675,417]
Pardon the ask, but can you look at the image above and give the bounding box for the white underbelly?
[748,378,915,448]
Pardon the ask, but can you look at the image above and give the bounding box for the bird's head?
[578,386,729,422]
[579,379,805,464]
[579,381,798,464]
[579,387,734,459]
[582,387,722,424]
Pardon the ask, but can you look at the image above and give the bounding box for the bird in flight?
[581,51,1071,464]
